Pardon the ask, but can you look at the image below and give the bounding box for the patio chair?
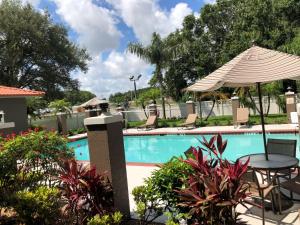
[279,170,300,200]
[236,108,249,127]
[290,112,298,127]
[178,114,197,129]
[241,169,281,225]
[265,139,297,197]
[137,115,157,130]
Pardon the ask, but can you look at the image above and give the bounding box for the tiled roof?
[0,85,45,97]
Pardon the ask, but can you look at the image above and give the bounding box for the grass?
[127,114,288,128]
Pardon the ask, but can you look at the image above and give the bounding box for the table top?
[239,153,299,170]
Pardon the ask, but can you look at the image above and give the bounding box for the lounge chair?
[178,114,197,129]
[236,108,249,127]
[137,115,157,130]
[290,111,298,127]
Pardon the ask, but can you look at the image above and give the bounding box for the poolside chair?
[265,139,297,198]
[137,115,157,130]
[178,114,197,129]
[236,108,249,127]
[290,112,298,127]
[241,169,281,225]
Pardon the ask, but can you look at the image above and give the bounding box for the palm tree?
[199,91,229,121]
[128,33,171,119]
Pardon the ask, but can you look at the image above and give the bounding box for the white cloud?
[74,52,152,97]
[107,0,193,44]
[204,0,216,4]
[21,0,41,7]
[53,0,122,55]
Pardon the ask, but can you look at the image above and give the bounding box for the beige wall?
[0,97,28,134]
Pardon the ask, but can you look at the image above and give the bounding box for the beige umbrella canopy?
[187,45,300,160]
[187,45,300,92]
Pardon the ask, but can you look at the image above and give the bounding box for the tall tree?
[0,0,90,100]
[128,33,171,119]
[64,90,96,105]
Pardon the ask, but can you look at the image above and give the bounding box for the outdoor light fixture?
[129,74,142,101]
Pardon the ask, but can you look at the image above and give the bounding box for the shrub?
[87,212,123,225]
[132,185,163,225]
[132,157,192,224]
[0,130,74,208]
[177,134,250,225]
[14,186,62,225]
[59,159,114,224]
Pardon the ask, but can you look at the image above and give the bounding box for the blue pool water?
[68,133,300,163]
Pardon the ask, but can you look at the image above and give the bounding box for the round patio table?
[239,153,299,170]
[239,153,299,212]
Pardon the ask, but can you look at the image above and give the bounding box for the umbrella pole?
[257,82,268,160]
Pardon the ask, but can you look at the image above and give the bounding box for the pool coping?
[68,125,299,142]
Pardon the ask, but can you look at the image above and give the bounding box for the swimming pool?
[68,133,300,163]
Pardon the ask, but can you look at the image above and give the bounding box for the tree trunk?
[266,94,271,116]
[205,100,216,121]
[161,95,166,119]
[247,89,260,114]
[156,65,166,119]
[142,104,148,118]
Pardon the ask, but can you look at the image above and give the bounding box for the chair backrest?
[267,138,297,157]
[146,115,157,126]
[185,114,197,124]
[290,112,298,124]
[237,108,249,122]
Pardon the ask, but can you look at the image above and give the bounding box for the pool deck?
[126,165,300,225]
[73,124,300,224]
[68,124,299,142]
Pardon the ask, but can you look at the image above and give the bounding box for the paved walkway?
[124,124,299,136]
[69,124,299,141]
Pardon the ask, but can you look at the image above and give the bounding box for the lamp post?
[129,74,142,101]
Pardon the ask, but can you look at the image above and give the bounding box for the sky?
[22,0,216,98]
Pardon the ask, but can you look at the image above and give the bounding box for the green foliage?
[14,186,62,225]
[127,114,288,128]
[178,134,250,224]
[0,130,74,208]
[49,99,72,115]
[132,185,163,225]
[26,97,48,119]
[87,212,123,225]
[68,127,86,136]
[132,157,192,224]
[64,90,96,105]
[0,0,89,100]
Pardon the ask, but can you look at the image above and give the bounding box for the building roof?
[0,85,45,97]
[80,97,108,108]
[186,45,300,92]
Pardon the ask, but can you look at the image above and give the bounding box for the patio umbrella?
[186,45,300,160]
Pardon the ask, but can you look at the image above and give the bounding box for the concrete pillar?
[186,99,195,115]
[231,96,240,127]
[84,112,130,217]
[57,113,67,135]
[285,90,297,123]
[85,109,98,118]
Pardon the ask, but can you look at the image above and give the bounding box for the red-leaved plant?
[59,159,114,225]
[177,134,250,225]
